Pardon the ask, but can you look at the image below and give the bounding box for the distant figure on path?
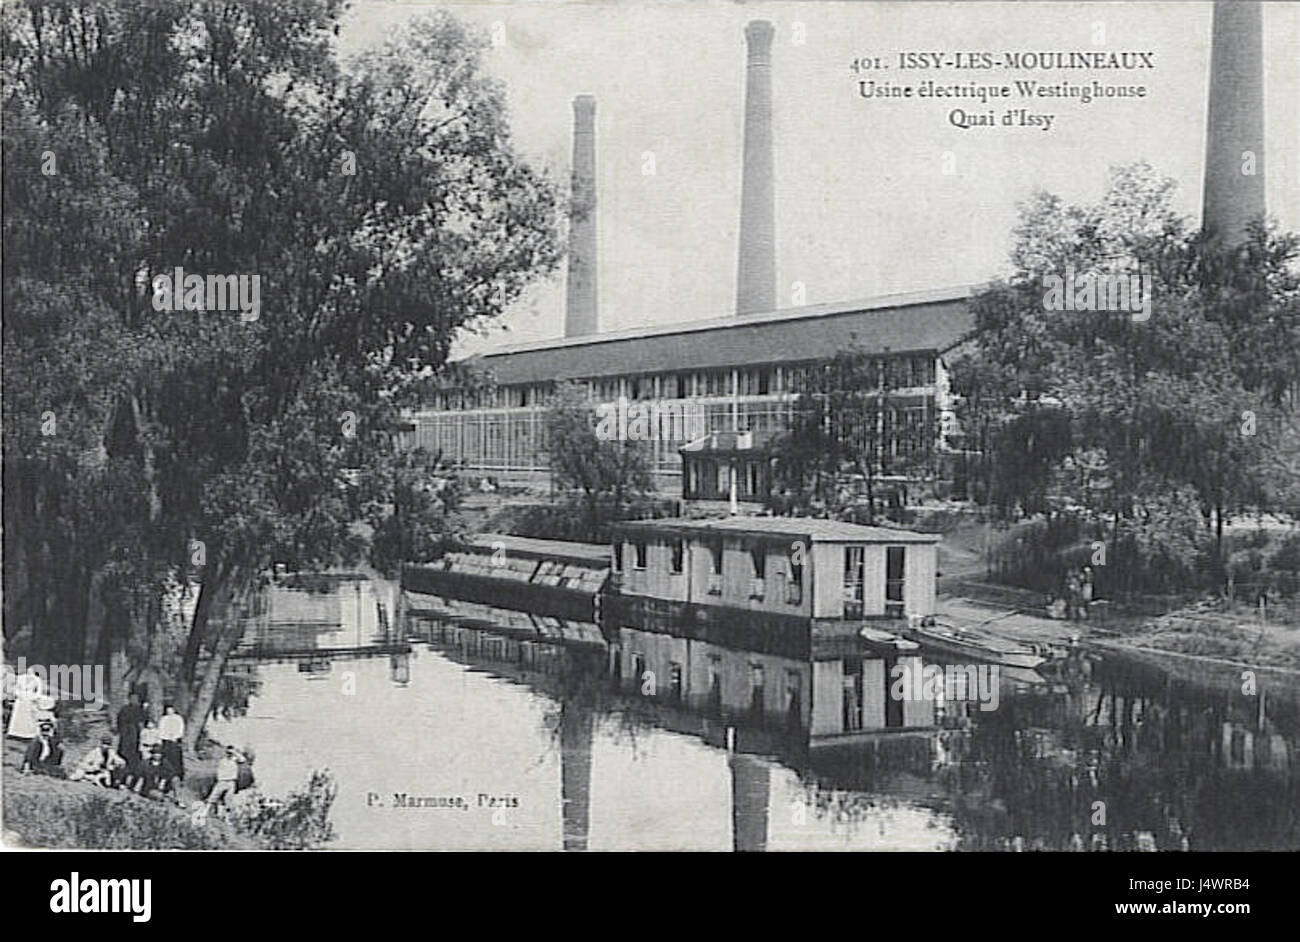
[1064,570,1082,621]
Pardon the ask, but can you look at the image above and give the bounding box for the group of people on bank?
[15,691,188,800]
[8,676,250,814]
[1046,566,1097,621]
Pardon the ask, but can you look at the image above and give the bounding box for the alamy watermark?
[890,661,1000,712]
[3,658,105,707]
[151,266,260,322]
[594,395,708,442]
[1042,263,1152,322]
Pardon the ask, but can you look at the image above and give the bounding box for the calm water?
[208,577,1300,851]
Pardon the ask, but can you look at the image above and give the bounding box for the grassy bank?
[2,718,335,849]
[3,765,256,849]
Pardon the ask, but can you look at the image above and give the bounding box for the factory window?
[750,546,766,580]
[612,542,624,572]
[885,546,906,618]
[745,461,760,496]
[674,374,688,399]
[716,462,730,496]
[844,546,865,619]
[633,542,647,570]
[709,541,724,575]
[669,663,684,702]
[786,670,802,727]
[670,539,685,574]
[757,369,771,395]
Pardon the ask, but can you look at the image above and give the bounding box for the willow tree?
[2,1,563,748]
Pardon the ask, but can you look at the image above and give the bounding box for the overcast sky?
[343,1,1300,356]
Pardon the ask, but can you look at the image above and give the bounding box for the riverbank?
[1,711,306,850]
[939,584,1300,674]
[2,736,257,849]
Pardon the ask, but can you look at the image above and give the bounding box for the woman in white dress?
[6,669,44,740]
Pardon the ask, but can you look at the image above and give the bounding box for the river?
[207,574,1300,851]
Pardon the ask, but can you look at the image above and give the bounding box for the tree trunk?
[182,563,249,754]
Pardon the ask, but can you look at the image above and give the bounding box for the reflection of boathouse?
[403,520,947,745]
[608,517,941,742]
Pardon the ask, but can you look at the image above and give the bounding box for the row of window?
[614,539,805,604]
[424,357,938,411]
[620,651,802,721]
[410,400,934,473]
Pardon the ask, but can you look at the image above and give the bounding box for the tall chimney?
[565,94,599,337]
[1202,1,1265,245]
[736,20,776,315]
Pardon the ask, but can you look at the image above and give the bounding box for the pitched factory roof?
[462,286,976,385]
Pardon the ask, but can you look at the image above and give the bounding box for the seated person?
[20,721,65,776]
[70,735,127,787]
[136,744,181,800]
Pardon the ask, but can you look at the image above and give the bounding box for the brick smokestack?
[565,94,598,337]
[736,20,776,316]
[1202,1,1265,245]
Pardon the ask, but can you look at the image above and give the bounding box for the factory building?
[407,3,1267,492]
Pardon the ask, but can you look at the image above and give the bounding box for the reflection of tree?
[213,671,262,721]
[538,653,662,763]
[938,680,1300,851]
[794,735,938,836]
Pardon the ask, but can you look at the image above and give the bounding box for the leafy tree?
[948,162,1300,591]
[543,382,651,537]
[2,0,563,747]
[768,345,934,521]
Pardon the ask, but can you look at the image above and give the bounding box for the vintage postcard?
[3,0,1299,871]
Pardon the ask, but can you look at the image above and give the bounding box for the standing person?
[1065,570,1082,622]
[206,745,244,814]
[115,693,146,783]
[1080,566,1095,620]
[6,668,44,740]
[159,704,185,784]
[139,718,162,761]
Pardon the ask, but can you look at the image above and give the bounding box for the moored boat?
[903,620,1046,669]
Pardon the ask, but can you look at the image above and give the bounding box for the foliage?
[768,345,934,520]
[948,161,1300,592]
[543,382,652,534]
[4,785,248,849]
[229,769,337,850]
[1,1,561,739]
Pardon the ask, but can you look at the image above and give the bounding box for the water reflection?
[210,577,1300,851]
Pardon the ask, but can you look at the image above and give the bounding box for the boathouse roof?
[464,533,611,566]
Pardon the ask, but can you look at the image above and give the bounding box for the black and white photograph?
[2,0,1299,880]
